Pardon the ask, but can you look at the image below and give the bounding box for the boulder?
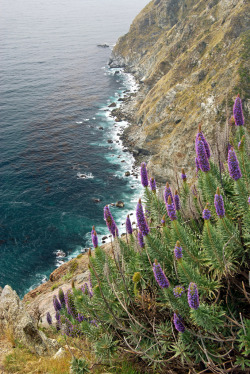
[125,171,130,176]
[115,201,125,208]
[108,102,116,108]
[0,285,58,356]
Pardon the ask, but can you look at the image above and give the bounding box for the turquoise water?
[0,0,148,296]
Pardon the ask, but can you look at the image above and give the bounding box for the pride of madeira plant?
[51,96,249,373]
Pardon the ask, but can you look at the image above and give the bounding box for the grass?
[4,347,72,374]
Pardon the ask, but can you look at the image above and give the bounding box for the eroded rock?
[0,285,58,356]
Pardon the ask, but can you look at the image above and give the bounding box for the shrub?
[51,96,249,372]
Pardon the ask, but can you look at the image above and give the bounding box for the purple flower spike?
[188,282,199,310]
[161,214,166,227]
[153,260,170,288]
[167,196,177,221]
[53,295,61,312]
[126,215,133,235]
[173,313,185,333]
[202,203,211,220]
[138,230,145,248]
[55,311,61,331]
[228,148,242,181]
[214,188,225,218]
[77,313,85,323]
[140,162,149,187]
[91,226,98,248]
[174,241,183,260]
[196,137,210,172]
[181,168,187,181]
[173,285,185,298]
[248,196,250,205]
[58,288,65,307]
[46,312,52,325]
[195,124,211,159]
[150,177,156,192]
[174,190,181,211]
[195,157,200,173]
[104,205,119,237]
[233,94,244,126]
[164,182,173,204]
[136,199,150,236]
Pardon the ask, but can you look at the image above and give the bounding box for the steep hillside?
[110,0,249,183]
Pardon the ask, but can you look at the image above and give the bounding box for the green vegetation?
[51,98,249,373]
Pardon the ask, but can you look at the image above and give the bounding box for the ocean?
[0,0,149,297]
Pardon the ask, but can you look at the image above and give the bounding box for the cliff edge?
[110,0,249,182]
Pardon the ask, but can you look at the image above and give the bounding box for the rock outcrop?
[110,0,249,183]
[0,285,58,356]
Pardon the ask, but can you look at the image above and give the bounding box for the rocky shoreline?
[109,70,154,173]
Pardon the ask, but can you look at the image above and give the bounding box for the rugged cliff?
[110,0,249,183]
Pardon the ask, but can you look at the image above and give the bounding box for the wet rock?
[97,44,109,48]
[92,198,101,203]
[56,250,66,258]
[99,126,104,130]
[108,102,116,108]
[102,236,108,240]
[116,201,125,208]
[125,171,131,176]
[108,139,113,143]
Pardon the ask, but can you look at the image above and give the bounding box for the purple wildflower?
[58,288,65,307]
[104,205,119,237]
[161,215,166,227]
[196,137,210,172]
[214,187,225,218]
[248,196,250,205]
[164,182,173,204]
[91,226,98,248]
[174,190,181,211]
[195,157,200,173]
[173,313,185,333]
[55,311,60,322]
[140,162,149,187]
[195,124,211,159]
[126,215,133,235]
[233,94,244,126]
[149,177,156,192]
[181,168,187,181]
[65,290,78,319]
[153,260,170,288]
[188,282,199,310]
[53,295,61,312]
[228,148,242,181]
[46,312,52,325]
[167,196,177,221]
[77,313,85,323]
[136,199,150,236]
[55,311,61,331]
[203,203,211,220]
[173,285,185,298]
[174,241,183,260]
[138,230,145,248]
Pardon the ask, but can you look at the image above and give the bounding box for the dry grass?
[4,346,72,374]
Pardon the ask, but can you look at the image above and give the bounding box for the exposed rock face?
[110,0,249,183]
[0,285,58,355]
